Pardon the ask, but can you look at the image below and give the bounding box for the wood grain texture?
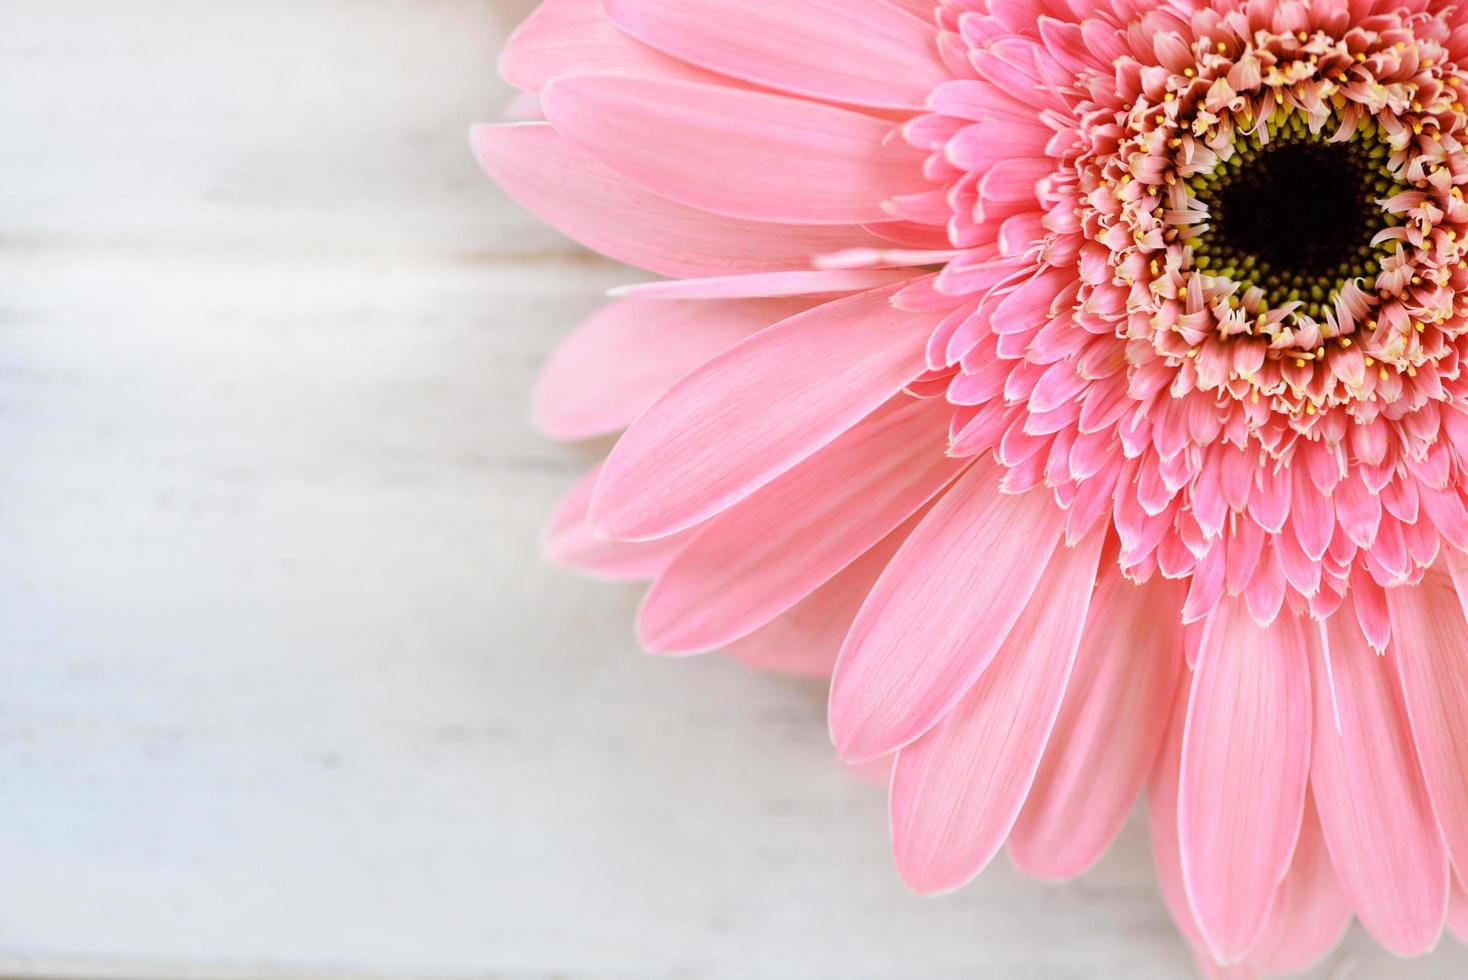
[2,2,1466,977]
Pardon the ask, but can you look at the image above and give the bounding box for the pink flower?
[476,0,1468,972]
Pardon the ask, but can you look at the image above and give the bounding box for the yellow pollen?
[1365,356,1376,365]
[1380,368,1391,380]
[1217,42,1226,53]
[1342,337,1353,347]
[1306,404,1318,415]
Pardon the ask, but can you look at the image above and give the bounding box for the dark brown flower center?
[1190,135,1399,312]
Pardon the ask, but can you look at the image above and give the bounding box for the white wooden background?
[3,3,1467,977]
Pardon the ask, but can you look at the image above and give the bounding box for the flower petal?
[1312,610,1448,956]
[1244,794,1353,976]
[1179,596,1312,965]
[888,526,1105,892]
[541,74,930,225]
[603,0,950,110]
[472,124,880,278]
[723,510,922,677]
[546,465,694,580]
[535,297,812,440]
[1008,570,1187,880]
[1390,560,1468,890]
[499,0,715,91]
[608,269,915,300]
[829,459,1068,763]
[591,284,933,540]
[640,395,964,652]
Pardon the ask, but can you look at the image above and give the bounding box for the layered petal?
[535,297,812,440]
[603,0,949,110]
[499,0,717,91]
[592,284,933,540]
[1390,561,1468,890]
[829,460,1068,763]
[723,511,922,677]
[1179,596,1312,965]
[1243,795,1353,977]
[1008,570,1186,880]
[472,124,880,278]
[1311,611,1447,956]
[546,465,693,580]
[640,394,963,652]
[541,74,930,224]
[888,526,1105,893]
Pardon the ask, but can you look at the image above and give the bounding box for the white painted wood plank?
[2,2,1466,977]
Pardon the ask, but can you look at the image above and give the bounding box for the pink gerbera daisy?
[476,0,1468,972]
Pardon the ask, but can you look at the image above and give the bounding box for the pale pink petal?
[1311,610,1448,956]
[883,0,937,18]
[603,0,950,110]
[724,511,923,677]
[546,465,693,580]
[608,269,916,300]
[1008,570,1187,880]
[1179,596,1312,965]
[845,755,896,785]
[1148,675,1220,964]
[541,75,930,224]
[1145,677,1285,974]
[1390,560,1468,889]
[1244,794,1353,976]
[640,395,963,652]
[535,297,812,440]
[592,284,934,540]
[888,526,1105,893]
[829,459,1068,763]
[471,124,880,278]
[499,0,717,91]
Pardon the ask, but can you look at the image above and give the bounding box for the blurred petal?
[546,465,693,580]
[472,124,882,278]
[535,297,812,440]
[541,74,930,224]
[603,0,949,109]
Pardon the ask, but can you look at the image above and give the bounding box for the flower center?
[1195,137,1389,303]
